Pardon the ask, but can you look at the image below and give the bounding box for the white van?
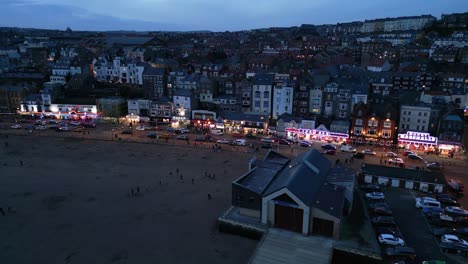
[211,129,224,136]
[415,197,441,209]
[341,145,357,153]
[234,139,246,146]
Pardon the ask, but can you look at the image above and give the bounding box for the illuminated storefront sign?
[286,127,349,140]
[397,131,437,145]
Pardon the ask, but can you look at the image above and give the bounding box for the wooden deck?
[250,228,334,264]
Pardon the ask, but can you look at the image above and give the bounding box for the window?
[424,112,427,116]
[418,112,421,116]
[358,110,362,116]
[417,125,419,130]
[382,129,391,138]
[340,103,347,110]
[407,118,410,122]
[285,106,288,111]
[263,101,269,108]
[354,127,362,135]
[263,91,269,99]
[339,112,347,118]
[255,101,260,107]
[383,121,391,128]
[421,126,425,130]
[255,91,260,98]
[356,119,362,126]
[326,102,332,107]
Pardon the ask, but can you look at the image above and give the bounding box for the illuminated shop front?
[397,131,437,151]
[437,141,462,155]
[41,104,99,120]
[220,112,268,135]
[285,127,349,142]
[191,110,217,129]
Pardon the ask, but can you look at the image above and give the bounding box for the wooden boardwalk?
[250,229,334,264]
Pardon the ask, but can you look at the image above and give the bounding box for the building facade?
[399,105,432,133]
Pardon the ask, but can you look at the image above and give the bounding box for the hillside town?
[1,12,468,264]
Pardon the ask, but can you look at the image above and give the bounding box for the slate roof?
[314,182,345,219]
[22,94,42,102]
[328,165,356,183]
[443,114,462,122]
[173,89,192,97]
[264,149,332,206]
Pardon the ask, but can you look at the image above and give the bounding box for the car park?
[441,234,468,246]
[362,149,376,155]
[445,206,468,217]
[388,158,404,165]
[408,154,423,160]
[321,144,336,150]
[386,152,398,157]
[385,246,416,261]
[378,234,405,246]
[352,152,365,159]
[371,216,397,227]
[366,192,385,200]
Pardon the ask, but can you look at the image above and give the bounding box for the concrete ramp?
[250,228,334,264]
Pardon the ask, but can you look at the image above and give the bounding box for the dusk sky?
[0,0,466,31]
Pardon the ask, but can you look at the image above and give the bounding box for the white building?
[251,73,274,115]
[127,99,150,116]
[272,84,293,119]
[399,105,432,133]
[93,57,144,85]
[309,88,322,115]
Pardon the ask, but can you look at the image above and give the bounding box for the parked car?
[136,125,145,131]
[423,207,445,218]
[341,145,356,153]
[73,127,84,132]
[416,197,441,209]
[166,127,175,132]
[231,132,243,138]
[408,154,423,160]
[180,128,190,133]
[371,207,393,216]
[371,216,396,227]
[352,152,365,159]
[82,122,96,128]
[176,135,189,140]
[441,234,468,246]
[422,260,446,264]
[323,149,336,155]
[261,137,275,143]
[386,152,398,157]
[299,141,312,147]
[366,192,385,200]
[402,151,415,156]
[385,246,416,261]
[436,193,458,201]
[445,206,468,217]
[430,214,455,227]
[388,158,404,165]
[427,162,443,170]
[368,202,391,211]
[362,149,376,155]
[438,197,460,208]
[321,144,336,150]
[36,125,47,130]
[432,227,457,237]
[70,121,81,126]
[121,129,132,134]
[447,179,464,193]
[11,124,22,129]
[279,139,292,145]
[216,139,230,144]
[57,126,70,132]
[439,242,468,256]
[245,133,257,139]
[378,234,405,246]
[361,184,381,192]
[146,132,158,138]
[376,227,402,238]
